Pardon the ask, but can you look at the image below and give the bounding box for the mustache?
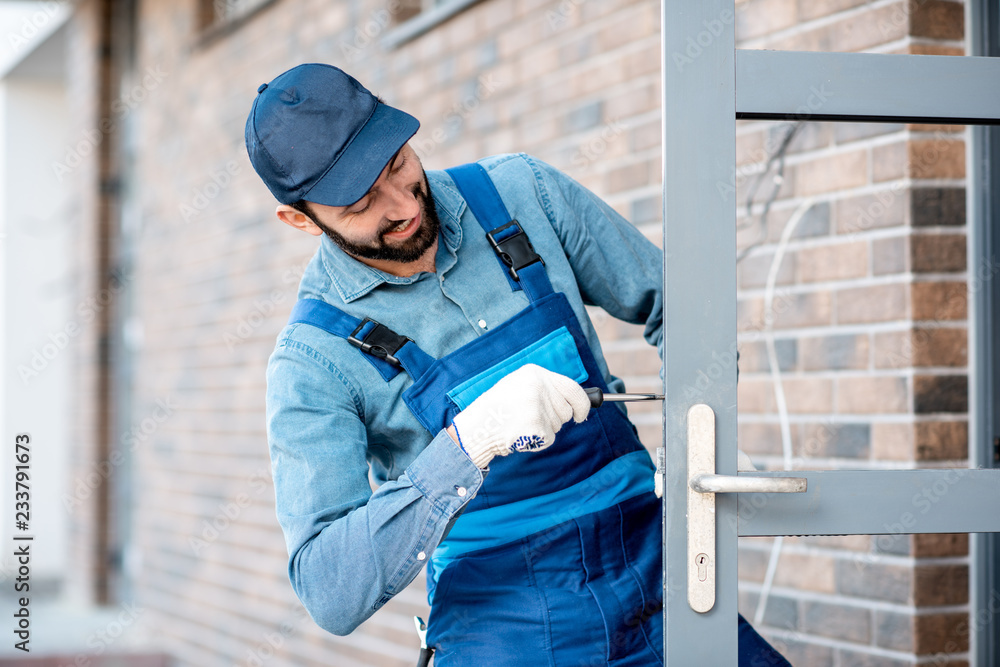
[378,183,427,235]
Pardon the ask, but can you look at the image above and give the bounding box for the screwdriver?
[585,387,665,408]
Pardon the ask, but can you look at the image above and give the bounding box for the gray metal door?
[660,1,1000,663]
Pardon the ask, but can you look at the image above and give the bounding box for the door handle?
[686,404,807,613]
[690,474,807,494]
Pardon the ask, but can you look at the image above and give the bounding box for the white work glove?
[450,364,591,469]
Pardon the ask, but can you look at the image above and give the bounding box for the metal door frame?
[970,0,1000,664]
[661,1,1000,663]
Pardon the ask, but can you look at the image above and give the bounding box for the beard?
[317,172,442,264]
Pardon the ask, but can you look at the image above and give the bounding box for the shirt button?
[417,551,426,561]
[477,319,487,329]
[456,486,468,497]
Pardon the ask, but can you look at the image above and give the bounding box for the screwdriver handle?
[585,387,604,408]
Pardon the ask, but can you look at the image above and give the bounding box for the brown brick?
[801,600,871,643]
[736,338,797,373]
[873,532,912,556]
[770,2,909,52]
[785,377,834,413]
[915,420,968,459]
[874,330,912,369]
[774,202,832,243]
[774,640,834,667]
[873,141,907,182]
[912,533,968,558]
[873,236,908,275]
[835,189,907,235]
[630,118,659,153]
[795,421,870,458]
[910,327,967,367]
[738,378,776,414]
[834,651,912,667]
[795,150,868,195]
[912,187,966,227]
[635,422,662,451]
[838,376,909,414]
[838,560,912,603]
[914,375,968,414]
[736,128,766,166]
[914,564,968,606]
[738,249,796,289]
[912,281,968,321]
[735,0,798,41]
[876,611,914,651]
[910,0,964,40]
[911,234,966,273]
[772,290,833,329]
[740,164,797,209]
[797,241,868,282]
[774,552,836,593]
[800,334,869,370]
[738,544,771,582]
[915,613,970,654]
[738,297,765,333]
[836,122,906,145]
[873,422,914,460]
[622,39,659,80]
[795,0,868,21]
[799,534,871,551]
[595,4,657,52]
[745,592,799,630]
[909,140,966,179]
[837,283,908,324]
[780,121,834,155]
[877,326,968,368]
[907,42,966,56]
[739,421,783,456]
[606,159,652,194]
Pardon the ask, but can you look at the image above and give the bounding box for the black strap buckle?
[347,318,412,368]
[486,220,544,282]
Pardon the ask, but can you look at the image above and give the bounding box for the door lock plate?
[687,404,716,613]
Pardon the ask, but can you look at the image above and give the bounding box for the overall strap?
[287,299,434,382]
[445,163,554,302]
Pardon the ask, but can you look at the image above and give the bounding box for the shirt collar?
[319,169,467,303]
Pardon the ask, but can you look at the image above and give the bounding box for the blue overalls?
[286,164,790,666]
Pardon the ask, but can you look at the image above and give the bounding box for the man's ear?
[276,204,324,236]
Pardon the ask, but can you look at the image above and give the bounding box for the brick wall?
[59,0,977,664]
[65,0,112,609]
[733,1,971,665]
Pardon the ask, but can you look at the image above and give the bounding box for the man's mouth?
[383,211,421,239]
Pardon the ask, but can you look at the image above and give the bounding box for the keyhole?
[696,553,709,581]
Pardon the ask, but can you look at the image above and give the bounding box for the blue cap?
[245,63,420,207]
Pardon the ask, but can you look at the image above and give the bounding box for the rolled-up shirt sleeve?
[265,336,484,636]
[528,156,664,363]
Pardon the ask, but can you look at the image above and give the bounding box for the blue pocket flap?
[446,326,588,411]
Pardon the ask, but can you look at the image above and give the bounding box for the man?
[247,63,790,666]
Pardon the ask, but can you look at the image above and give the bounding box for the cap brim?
[302,102,420,207]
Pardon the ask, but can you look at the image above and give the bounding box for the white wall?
[0,18,72,595]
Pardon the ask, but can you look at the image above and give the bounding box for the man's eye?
[392,155,407,173]
[351,200,372,216]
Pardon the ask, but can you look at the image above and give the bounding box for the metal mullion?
[736,50,1000,125]
[969,0,1000,664]
[737,470,1000,536]
[662,0,738,663]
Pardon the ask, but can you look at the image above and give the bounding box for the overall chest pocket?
[444,326,588,411]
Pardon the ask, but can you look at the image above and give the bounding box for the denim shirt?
[265,153,664,636]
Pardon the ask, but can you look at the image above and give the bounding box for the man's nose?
[384,181,420,222]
